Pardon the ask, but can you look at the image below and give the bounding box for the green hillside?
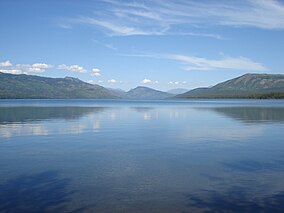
[176,74,284,99]
[0,72,118,99]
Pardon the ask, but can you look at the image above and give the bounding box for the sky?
[0,0,284,91]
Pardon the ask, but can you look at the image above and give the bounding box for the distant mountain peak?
[127,86,173,99]
[131,86,151,90]
[129,86,157,90]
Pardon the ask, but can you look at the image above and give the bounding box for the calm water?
[1,99,284,213]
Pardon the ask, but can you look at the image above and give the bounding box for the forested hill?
[176,74,284,99]
[0,72,118,99]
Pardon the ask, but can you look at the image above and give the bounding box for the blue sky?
[1,0,284,91]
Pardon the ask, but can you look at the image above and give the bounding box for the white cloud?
[88,79,103,84]
[91,68,101,76]
[0,60,105,76]
[168,81,182,85]
[0,69,22,74]
[57,64,86,73]
[107,79,118,83]
[0,60,12,67]
[32,63,53,69]
[0,61,53,74]
[16,63,53,73]
[141,79,152,84]
[0,60,19,74]
[140,78,159,84]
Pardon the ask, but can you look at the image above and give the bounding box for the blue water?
[0,99,284,213]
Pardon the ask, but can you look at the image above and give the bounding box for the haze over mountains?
[167,88,188,95]
[0,72,284,99]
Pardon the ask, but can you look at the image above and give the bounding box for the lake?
[0,99,284,213]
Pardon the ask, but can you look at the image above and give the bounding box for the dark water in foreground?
[0,99,284,213]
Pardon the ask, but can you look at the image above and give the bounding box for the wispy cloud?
[77,17,166,36]
[66,0,284,37]
[124,53,268,72]
[105,44,118,51]
[169,54,268,71]
[92,39,119,51]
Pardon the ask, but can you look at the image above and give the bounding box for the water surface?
[1,99,284,213]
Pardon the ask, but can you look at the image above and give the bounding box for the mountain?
[176,74,284,99]
[167,88,188,95]
[0,72,118,99]
[127,86,173,99]
[2,72,283,100]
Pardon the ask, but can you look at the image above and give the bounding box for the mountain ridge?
[0,72,118,99]
[127,86,173,99]
[176,73,284,99]
[1,72,284,99]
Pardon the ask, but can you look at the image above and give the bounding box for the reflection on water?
[0,107,105,124]
[211,107,284,123]
[132,107,154,113]
[223,159,284,172]
[0,171,70,213]
[185,188,284,213]
[0,107,107,138]
[0,100,284,212]
[0,171,92,213]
